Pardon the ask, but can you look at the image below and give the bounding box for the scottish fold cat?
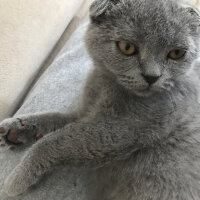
[1,0,200,199]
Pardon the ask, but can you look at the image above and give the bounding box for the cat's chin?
[133,87,167,97]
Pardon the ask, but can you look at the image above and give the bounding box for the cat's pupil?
[175,50,180,55]
[125,43,131,51]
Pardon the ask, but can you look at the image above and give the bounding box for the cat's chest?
[97,88,187,132]
[125,103,175,133]
[114,94,176,128]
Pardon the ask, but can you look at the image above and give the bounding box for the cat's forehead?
[121,9,186,44]
[127,0,185,32]
[101,0,192,46]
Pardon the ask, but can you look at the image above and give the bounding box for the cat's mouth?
[134,81,174,97]
[134,87,155,97]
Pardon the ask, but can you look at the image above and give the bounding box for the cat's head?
[86,0,200,97]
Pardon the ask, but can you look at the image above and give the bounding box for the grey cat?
[1,0,200,199]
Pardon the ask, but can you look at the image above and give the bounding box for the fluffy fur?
[1,0,200,199]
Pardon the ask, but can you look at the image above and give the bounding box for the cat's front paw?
[4,166,32,197]
[0,117,43,146]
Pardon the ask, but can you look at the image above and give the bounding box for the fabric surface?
[0,19,94,200]
[0,0,85,121]
[189,0,200,6]
[38,0,90,80]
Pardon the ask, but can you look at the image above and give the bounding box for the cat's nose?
[142,74,160,85]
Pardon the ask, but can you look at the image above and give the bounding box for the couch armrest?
[0,0,85,121]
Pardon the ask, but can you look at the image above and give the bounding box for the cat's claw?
[36,132,43,140]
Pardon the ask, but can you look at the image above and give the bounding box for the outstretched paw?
[4,166,33,197]
[0,117,43,146]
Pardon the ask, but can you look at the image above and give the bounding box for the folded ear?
[188,6,200,34]
[182,2,200,28]
[89,0,120,23]
[187,6,200,23]
[179,1,200,34]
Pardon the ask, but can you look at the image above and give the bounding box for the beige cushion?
[189,0,200,6]
[0,0,85,121]
[40,0,90,77]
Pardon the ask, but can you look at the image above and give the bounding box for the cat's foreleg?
[0,112,77,146]
[4,120,137,197]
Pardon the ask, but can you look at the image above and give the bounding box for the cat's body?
[1,0,200,199]
[85,67,200,200]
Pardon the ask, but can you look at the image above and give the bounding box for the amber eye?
[168,49,186,60]
[117,41,137,56]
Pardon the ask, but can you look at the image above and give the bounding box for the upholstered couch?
[0,0,90,121]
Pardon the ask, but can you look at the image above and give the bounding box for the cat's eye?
[168,49,186,60]
[117,41,137,56]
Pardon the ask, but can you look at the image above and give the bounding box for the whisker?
[119,79,134,84]
[119,66,133,73]
[118,74,135,80]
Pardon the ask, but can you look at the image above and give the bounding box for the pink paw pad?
[7,129,22,144]
[17,119,28,126]
[0,127,5,134]
[36,132,43,140]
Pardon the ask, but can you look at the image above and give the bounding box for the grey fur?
[1,0,200,199]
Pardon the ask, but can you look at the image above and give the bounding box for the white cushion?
[0,0,85,121]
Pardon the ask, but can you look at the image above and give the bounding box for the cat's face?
[86,0,200,97]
